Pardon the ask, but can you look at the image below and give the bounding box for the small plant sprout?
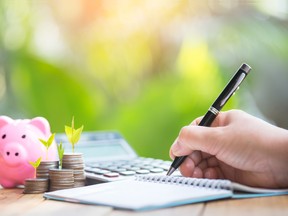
[65,116,84,153]
[39,133,55,160]
[29,157,42,178]
[57,141,65,169]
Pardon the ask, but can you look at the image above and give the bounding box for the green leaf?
[39,138,48,148]
[29,157,42,169]
[65,125,73,144]
[57,141,65,168]
[28,161,35,167]
[47,133,55,148]
[71,125,84,145]
[39,133,55,149]
[65,117,84,153]
[57,141,65,159]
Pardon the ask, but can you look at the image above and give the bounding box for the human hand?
[169,110,288,188]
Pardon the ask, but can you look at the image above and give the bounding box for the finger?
[191,167,204,178]
[190,112,224,127]
[197,159,211,171]
[170,137,193,157]
[203,168,218,179]
[172,125,223,157]
[195,157,220,178]
[187,151,202,166]
[193,156,220,174]
[169,143,176,159]
[207,156,219,167]
[179,156,196,177]
[190,116,203,126]
[180,156,222,179]
[169,137,181,159]
[203,167,225,179]
[201,152,213,159]
[172,111,230,158]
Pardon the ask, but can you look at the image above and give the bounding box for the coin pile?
[23,178,49,194]
[49,169,74,191]
[62,153,86,187]
[36,161,59,179]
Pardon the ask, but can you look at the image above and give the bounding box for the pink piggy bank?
[0,116,58,188]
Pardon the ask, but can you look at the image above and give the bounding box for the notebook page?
[44,179,232,211]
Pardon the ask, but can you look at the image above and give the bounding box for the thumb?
[171,125,223,157]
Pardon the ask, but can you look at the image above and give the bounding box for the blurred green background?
[1,0,288,159]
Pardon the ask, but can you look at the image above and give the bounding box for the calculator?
[55,131,177,184]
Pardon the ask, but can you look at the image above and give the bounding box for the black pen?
[166,63,252,176]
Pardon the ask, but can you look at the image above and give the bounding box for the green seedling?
[39,133,55,160]
[65,116,84,153]
[29,157,42,178]
[57,141,65,169]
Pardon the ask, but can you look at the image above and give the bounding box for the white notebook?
[44,175,288,211]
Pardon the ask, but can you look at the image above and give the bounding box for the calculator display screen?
[56,131,137,161]
[62,140,136,160]
[75,141,129,158]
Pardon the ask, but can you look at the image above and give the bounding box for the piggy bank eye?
[2,134,6,139]
[22,135,26,139]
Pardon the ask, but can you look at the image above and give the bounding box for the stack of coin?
[73,168,86,188]
[62,153,86,187]
[49,169,74,191]
[23,178,49,194]
[36,161,59,179]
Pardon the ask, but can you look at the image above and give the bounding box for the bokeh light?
[1,0,288,159]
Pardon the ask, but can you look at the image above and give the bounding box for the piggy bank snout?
[2,143,27,166]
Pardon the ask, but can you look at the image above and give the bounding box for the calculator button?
[113,168,126,172]
[151,163,162,167]
[104,172,120,178]
[157,164,170,171]
[89,163,100,168]
[107,165,118,169]
[92,169,111,175]
[121,165,132,169]
[136,170,150,174]
[119,171,136,176]
[106,166,119,171]
[84,167,95,173]
[101,165,114,170]
[141,161,152,165]
[140,165,154,169]
[150,168,164,173]
[128,167,141,171]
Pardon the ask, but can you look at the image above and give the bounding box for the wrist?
[270,128,288,188]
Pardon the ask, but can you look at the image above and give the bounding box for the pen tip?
[166,167,176,176]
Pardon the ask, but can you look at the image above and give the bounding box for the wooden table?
[1,187,288,216]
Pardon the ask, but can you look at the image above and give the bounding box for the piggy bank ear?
[0,116,13,129]
[29,117,51,136]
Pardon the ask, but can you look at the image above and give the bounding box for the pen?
[166,63,252,176]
